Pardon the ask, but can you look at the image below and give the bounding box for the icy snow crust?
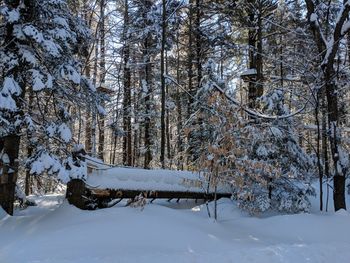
[86,167,231,193]
[0,191,350,263]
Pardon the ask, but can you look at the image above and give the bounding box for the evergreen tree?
[237,89,315,213]
[0,0,98,215]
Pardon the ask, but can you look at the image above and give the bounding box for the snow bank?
[0,207,7,220]
[1,196,350,263]
[1,181,350,263]
[86,167,231,193]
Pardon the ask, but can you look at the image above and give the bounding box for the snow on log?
[86,167,231,194]
[66,167,232,210]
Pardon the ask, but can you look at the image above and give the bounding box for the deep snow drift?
[0,186,350,263]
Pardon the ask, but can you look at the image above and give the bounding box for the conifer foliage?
[193,64,315,214]
[0,0,98,215]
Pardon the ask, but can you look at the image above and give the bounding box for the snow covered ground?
[0,186,350,263]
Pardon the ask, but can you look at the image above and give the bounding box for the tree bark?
[84,0,92,154]
[175,31,184,170]
[247,1,263,109]
[325,77,345,211]
[0,0,33,215]
[187,0,194,120]
[122,0,132,166]
[315,93,323,211]
[160,0,167,168]
[143,0,153,169]
[98,0,106,161]
[185,0,195,166]
[91,27,99,157]
[0,135,21,215]
[305,0,349,211]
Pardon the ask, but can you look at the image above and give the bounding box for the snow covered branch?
[305,0,350,70]
[165,75,307,120]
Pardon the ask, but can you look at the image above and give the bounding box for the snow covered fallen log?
[66,167,232,210]
[87,167,231,193]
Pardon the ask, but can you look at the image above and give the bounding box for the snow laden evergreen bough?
[235,89,316,213]
[190,61,315,215]
[0,0,102,214]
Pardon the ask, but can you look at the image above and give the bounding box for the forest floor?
[0,183,350,263]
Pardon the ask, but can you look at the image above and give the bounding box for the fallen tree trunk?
[66,179,231,210]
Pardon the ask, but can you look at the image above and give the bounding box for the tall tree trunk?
[305,0,349,210]
[325,75,345,211]
[175,32,184,170]
[256,8,263,98]
[98,0,106,161]
[160,0,167,168]
[0,0,34,215]
[84,1,92,154]
[187,0,194,119]
[186,0,194,166]
[122,0,132,166]
[165,51,172,165]
[315,93,323,211]
[247,3,256,108]
[143,51,152,169]
[25,90,34,196]
[247,1,263,109]
[91,29,99,157]
[0,136,21,215]
[133,75,141,167]
[143,0,153,169]
[195,0,202,93]
[321,88,330,210]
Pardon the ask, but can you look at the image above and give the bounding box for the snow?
[270,127,283,138]
[30,152,61,175]
[309,13,317,22]
[256,145,269,157]
[0,93,17,111]
[61,65,81,84]
[46,74,53,89]
[341,20,350,35]
[19,49,37,65]
[53,17,69,29]
[1,153,10,164]
[323,37,334,65]
[22,25,44,43]
[43,39,61,57]
[3,77,21,95]
[46,123,56,137]
[31,70,46,91]
[0,207,7,220]
[241,68,257,76]
[86,167,231,194]
[65,156,87,182]
[13,24,26,40]
[58,123,72,143]
[86,155,111,170]
[338,147,349,169]
[6,9,20,23]
[0,77,21,111]
[0,188,350,263]
[97,105,107,116]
